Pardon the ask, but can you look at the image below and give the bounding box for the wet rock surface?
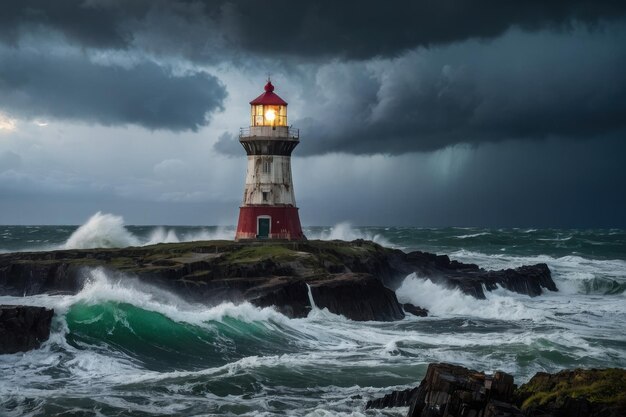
[0,240,556,321]
[309,273,405,321]
[366,363,626,417]
[0,305,54,354]
[403,303,429,317]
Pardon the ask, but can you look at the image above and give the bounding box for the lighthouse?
[235,80,305,241]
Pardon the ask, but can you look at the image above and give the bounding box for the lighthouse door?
[257,217,270,239]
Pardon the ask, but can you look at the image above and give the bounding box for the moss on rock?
[517,368,626,413]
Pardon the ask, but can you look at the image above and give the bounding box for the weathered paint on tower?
[235,81,305,241]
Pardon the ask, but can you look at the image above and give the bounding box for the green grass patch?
[223,245,297,264]
[519,369,626,410]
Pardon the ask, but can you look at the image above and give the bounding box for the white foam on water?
[395,273,545,321]
[447,249,626,297]
[0,268,291,328]
[453,232,491,239]
[304,411,367,417]
[70,268,291,326]
[307,222,392,247]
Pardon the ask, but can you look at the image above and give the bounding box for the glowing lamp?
[265,109,276,122]
[249,80,288,127]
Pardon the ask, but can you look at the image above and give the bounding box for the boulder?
[0,305,54,354]
[403,303,428,317]
[406,363,516,417]
[366,387,419,409]
[367,363,518,417]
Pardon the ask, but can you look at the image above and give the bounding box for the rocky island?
[0,239,557,354]
[0,239,555,322]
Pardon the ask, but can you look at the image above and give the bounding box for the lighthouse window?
[262,192,269,202]
[262,160,272,174]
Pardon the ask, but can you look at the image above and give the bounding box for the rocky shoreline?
[0,239,556,324]
[366,362,626,417]
[1,241,623,417]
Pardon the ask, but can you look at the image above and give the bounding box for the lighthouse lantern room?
[235,80,305,241]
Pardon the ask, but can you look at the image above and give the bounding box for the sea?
[1,213,625,416]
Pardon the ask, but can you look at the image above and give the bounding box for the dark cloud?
[211,0,626,60]
[214,26,626,156]
[2,1,626,60]
[0,0,147,48]
[2,1,626,150]
[0,48,226,131]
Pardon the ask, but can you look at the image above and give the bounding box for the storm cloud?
[2,1,626,59]
[1,1,626,227]
[294,26,626,154]
[2,1,626,145]
[0,46,226,131]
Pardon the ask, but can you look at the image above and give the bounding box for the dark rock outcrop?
[309,273,405,321]
[0,305,54,354]
[406,363,517,417]
[366,387,419,409]
[246,278,311,318]
[366,363,517,416]
[403,303,429,317]
[393,250,556,299]
[0,240,557,321]
[366,363,626,417]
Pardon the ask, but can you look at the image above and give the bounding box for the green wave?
[65,302,297,371]
[580,278,626,295]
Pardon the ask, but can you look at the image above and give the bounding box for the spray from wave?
[64,212,140,249]
[396,273,545,321]
[63,212,234,250]
[60,214,394,250]
[306,222,392,247]
[448,249,626,296]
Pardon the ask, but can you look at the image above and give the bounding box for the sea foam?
[396,273,545,321]
[306,222,392,247]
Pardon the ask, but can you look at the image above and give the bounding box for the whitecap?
[395,273,545,321]
[306,222,392,247]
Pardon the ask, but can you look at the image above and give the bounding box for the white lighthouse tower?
[235,80,305,240]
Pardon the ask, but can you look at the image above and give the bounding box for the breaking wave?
[64,212,141,249]
[395,273,545,321]
[63,212,234,249]
[447,249,626,296]
[306,222,392,247]
[59,214,394,251]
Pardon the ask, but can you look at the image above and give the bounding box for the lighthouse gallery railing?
[240,126,300,140]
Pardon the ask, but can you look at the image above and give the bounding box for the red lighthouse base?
[235,206,305,241]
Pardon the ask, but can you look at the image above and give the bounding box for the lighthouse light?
[265,109,276,122]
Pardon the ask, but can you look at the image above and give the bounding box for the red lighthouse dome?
[235,81,305,241]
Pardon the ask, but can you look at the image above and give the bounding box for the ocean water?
[1,213,625,416]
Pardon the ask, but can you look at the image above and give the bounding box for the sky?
[1,1,625,227]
